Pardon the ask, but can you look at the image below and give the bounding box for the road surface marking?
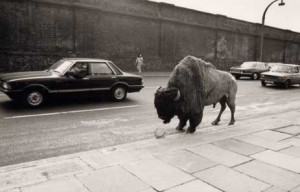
[4,105,141,120]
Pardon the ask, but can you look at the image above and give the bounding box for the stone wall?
[0,0,300,72]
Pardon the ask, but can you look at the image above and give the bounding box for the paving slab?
[235,160,300,190]
[251,130,291,141]
[276,126,300,135]
[122,158,194,191]
[213,138,265,156]
[77,165,148,192]
[3,189,20,192]
[21,178,89,192]
[81,150,151,169]
[281,137,300,146]
[165,180,222,192]
[156,150,217,174]
[251,150,300,173]
[187,144,251,167]
[235,134,291,150]
[194,165,270,192]
[0,168,47,191]
[139,188,157,192]
[37,158,91,179]
[280,146,300,158]
[262,186,286,192]
[291,185,300,192]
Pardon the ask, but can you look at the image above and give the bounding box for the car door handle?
[111,76,117,79]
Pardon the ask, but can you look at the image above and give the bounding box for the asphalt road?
[0,76,299,166]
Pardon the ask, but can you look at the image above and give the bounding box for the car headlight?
[2,82,11,89]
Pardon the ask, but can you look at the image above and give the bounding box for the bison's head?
[154,86,181,124]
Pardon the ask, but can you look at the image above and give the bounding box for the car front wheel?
[112,86,127,101]
[252,73,259,80]
[23,89,46,107]
[284,80,290,89]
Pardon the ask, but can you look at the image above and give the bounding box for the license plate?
[265,81,274,84]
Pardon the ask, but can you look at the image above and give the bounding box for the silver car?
[261,64,300,88]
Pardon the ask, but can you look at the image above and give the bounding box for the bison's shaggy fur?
[154,56,237,133]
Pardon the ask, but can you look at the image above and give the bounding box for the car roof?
[61,58,111,63]
[243,61,266,64]
[270,63,299,67]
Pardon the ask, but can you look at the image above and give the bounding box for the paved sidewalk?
[1,109,300,192]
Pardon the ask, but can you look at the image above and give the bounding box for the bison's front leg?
[186,112,203,134]
[176,115,188,131]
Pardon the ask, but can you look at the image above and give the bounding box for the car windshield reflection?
[241,62,258,68]
[48,60,74,74]
[271,65,293,73]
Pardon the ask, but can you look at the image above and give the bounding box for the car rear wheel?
[284,80,290,89]
[261,80,266,87]
[112,86,127,101]
[23,89,46,108]
[234,75,240,80]
[252,73,259,80]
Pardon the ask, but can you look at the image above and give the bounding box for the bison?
[154,56,237,133]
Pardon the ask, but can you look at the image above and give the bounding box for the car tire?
[284,80,290,89]
[252,73,259,80]
[111,86,127,101]
[23,89,46,108]
[261,80,266,87]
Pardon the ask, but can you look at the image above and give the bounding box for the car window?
[257,63,265,69]
[294,67,299,73]
[90,63,114,76]
[108,61,122,75]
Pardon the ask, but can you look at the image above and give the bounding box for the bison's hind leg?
[211,96,227,125]
[227,96,236,125]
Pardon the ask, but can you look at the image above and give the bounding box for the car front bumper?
[230,72,253,77]
[128,85,144,93]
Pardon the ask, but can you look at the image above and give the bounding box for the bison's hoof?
[186,127,196,134]
[228,121,235,126]
[211,120,219,126]
[176,125,184,132]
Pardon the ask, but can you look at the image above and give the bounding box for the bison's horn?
[174,89,181,101]
[155,86,162,93]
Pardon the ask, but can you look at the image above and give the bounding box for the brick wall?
[0,0,300,72]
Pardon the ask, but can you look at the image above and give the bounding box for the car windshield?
[241,62,258,68]
[271,65,294,73]
[48,60,74,74]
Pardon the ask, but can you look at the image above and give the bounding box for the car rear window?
[90,63,114,75]
[108,62,123,75]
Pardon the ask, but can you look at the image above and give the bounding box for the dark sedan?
[230,61,270,80]
[0,58,144,107]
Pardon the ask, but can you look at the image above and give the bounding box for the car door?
[294,66,300,84]
[58,62,91,93]
[88,62,117,92]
